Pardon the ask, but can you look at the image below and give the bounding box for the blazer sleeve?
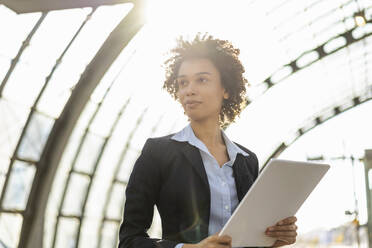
[118,138,178,248]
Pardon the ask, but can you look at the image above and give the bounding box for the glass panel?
[54,217,79,248]
[0,180,5,201]
[90,26,141,104]
[0,156,10,194]
[0,98,29,159]
[85,175,107,217]
[112,99,147,143]
[0,213,23,248]
[17,112,55,161]
[127,114,153,152]
[36,79,72,119]
[0,56,10,83]
[45,126,85,248]
[20,8,91,72]
[2,160,36,210]
[117,147,139,183]
[128,93,183,147]
[89,97,123,137]
[271,66,292,84]
[50,127,84,205]
[324,36,347,53]
[61,173,90,216]
[0,156,10,176]
[106,183,125,220]
[296,51,319,68]
[152,104,187,137]
[0,5,41,59]
[100,221,119,248]
[35,9,92,119]
[95,136,125,180]
[74,132,105,174]
[148,206,162,238]
[76,100,97,130]
[2,59,46,107]
[49,3,133,95]
[2,8,89,108]
[78,217,99,248]
[341,0,359,17]
[0,174,4,200]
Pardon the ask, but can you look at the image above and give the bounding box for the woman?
[118,33,298,248]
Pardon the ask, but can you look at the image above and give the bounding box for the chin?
[186,114,209,123]
[185,113,200,121]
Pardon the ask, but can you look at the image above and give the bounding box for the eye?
[197,77,208,83]
[177,79,188,87]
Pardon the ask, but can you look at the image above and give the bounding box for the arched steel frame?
[13,1,146,248]
[262,86,372,169]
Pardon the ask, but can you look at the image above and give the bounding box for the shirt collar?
[171,123,249,163]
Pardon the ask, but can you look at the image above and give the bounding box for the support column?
[364,149,372,248]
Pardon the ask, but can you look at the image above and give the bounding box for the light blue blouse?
[171,124,249,248]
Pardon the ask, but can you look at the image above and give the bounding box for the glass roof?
[0,0,371,247]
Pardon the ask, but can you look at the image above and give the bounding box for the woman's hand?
[183,233,232,248]
[265,216,298,247]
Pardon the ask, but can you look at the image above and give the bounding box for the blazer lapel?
[180,142,210,188]
[233,153,255,202]
[180,142,211,240]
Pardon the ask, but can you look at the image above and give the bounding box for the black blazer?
[118,133,259,248]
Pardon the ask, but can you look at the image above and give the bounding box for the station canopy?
[0,0,371,247]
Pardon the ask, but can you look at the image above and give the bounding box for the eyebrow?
[176,72,211,78]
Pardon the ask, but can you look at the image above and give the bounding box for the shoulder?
[233,141,258,162]
[131,134,180,177]
[143,133,177,151]
[141,133,182,161]
[233,141,256,157]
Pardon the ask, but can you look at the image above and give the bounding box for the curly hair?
[162,33,249,128]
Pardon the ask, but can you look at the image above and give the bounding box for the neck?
[190,118,224,147]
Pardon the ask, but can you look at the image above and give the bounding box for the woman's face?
[176,58,229,123]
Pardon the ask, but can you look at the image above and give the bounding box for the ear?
[223,90,229,100]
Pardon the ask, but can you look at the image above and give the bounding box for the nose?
[185,81,196,96]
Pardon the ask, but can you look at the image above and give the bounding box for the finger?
[272,239,289,247]
[272,237,296,246]
[277,216,297,225]
[280,237,296,244]
[207,235,219,243]
[214,244,232,248]
[266,231,297,237]
[217,235,232,244]
[267,224,297,232]
[208,241,231,248]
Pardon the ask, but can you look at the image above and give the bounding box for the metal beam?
[248,18,372,103]
[364,149,372,248]
[262,86,372,168]
[1,0,135,14]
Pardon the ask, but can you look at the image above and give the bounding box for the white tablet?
[219,158,330,247]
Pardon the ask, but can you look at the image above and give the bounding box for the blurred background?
[0,0,371,247]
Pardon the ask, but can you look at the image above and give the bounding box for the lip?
[185,100,202,104]
[185,100,201,108]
